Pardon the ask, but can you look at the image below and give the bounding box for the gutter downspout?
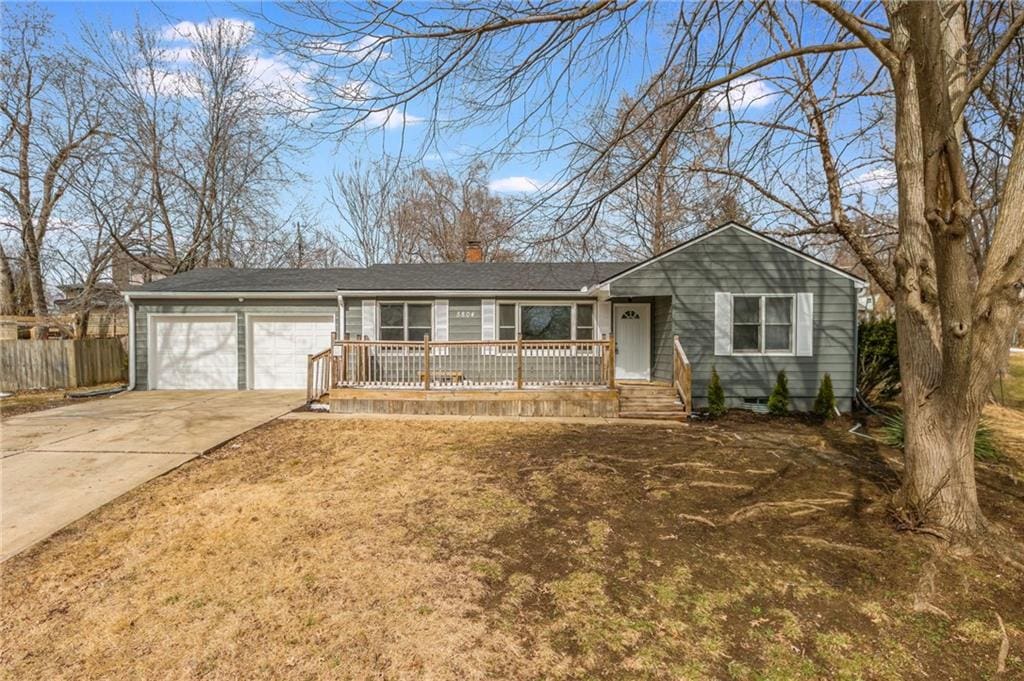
[125,293,136,391]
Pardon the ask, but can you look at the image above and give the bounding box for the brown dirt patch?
[0,383,125,419]
[1,415,1022,679]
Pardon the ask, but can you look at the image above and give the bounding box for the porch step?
[617,382,688,419]
[619,410,688,422]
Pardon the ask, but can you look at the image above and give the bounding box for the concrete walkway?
[1,390,304,560]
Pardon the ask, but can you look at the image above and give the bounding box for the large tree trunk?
[21,247,49,339]
[886,1,989,535]
[0,244,16,316]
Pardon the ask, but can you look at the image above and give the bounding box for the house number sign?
[453,310,478,318]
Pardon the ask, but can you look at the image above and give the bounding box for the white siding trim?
[714,292,733,356]
[481,299,496,341]
[433,299,449,341]
[597,301,612,339]
[361,298,376,340]
[796,292,814,356]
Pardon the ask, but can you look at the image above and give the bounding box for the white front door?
[151,315,238,389]
[614,303,650,380]
[249,315,336,389]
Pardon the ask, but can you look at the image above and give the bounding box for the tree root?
[781,534,880,555]
[689,481,754,491]
[727,497,849,523]
[996,613,1009,675]
[678,513,718,528]
[912,559,952,621]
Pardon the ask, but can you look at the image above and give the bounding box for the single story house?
[125,222,866,417]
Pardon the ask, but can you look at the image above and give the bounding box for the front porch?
[307,335,692,419]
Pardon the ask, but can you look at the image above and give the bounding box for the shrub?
[813,373,836,419]
[707,365,726,417]
[882,413,1001,461]
[767,370,789,415]
[858,318,900,400]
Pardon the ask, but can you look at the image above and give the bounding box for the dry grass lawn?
[2,414,1022,680]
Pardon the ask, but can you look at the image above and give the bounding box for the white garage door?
[250,315,335,389]
[151,316,238,389]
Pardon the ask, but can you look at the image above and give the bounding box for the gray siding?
[449,298,482,340]
[133,299,338,390]
[652,296,673,383]
[610,227,858,411]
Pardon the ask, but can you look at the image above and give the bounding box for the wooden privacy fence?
[0,338,127,391]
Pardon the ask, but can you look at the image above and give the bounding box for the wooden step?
[619,410,688,421]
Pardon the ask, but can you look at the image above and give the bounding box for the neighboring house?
[125,223,866,415]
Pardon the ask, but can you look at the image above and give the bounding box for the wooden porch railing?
[673,334,692,413]
[329,336,615,391]
[306,347,333,402]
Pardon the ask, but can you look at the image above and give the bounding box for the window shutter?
[597,301,612,338]
[361,298,376,340]
[433,299,449,341]
[795,292,814,356]
[714,292,732,356]
[481,299,496,340]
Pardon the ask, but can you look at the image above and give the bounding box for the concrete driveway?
[1,390,304,560]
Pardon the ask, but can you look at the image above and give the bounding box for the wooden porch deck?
[309,335,692,419]
[328,387,620,418]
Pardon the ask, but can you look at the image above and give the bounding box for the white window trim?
[496,301,597,342]
[377,301,434,342]
[730,294,796,356]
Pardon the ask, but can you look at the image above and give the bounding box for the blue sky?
[34,1,893,240]
[38,0,666,226]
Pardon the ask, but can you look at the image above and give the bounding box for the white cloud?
[712,76,777,111]
[488,176,545,193]
[363,107,424,130]
[848,167,897,191]
[145,18,309,105]
[160,18,255,45]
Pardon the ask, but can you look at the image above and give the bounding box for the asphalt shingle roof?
[130,261,635,294]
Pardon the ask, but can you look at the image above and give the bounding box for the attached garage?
[247,315,336,389]
[149,315,238,389]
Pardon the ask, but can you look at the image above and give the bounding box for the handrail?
[672,335,692,413]
[331,336,615,390]
[306,347,333,402]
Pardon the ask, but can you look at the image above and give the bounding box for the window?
[520,305,572,341]
[498,304,517,340]
[732,295,793,354]
[576,304,595,340]
[379,302,432,341]
[494,302,595,341]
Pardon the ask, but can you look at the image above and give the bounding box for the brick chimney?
[465,240,483,263]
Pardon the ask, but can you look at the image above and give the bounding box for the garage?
[150,315,238,389]
[248,315,336,389]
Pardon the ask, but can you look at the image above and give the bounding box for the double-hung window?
[498,304,517,340]
[732,295,794,354]
[494,302,595,341]
[379,302,432,341]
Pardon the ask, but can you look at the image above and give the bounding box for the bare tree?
[1,5,104,336]
[82,18,295,276]
[585,77,741,257]
[265,1,1024,538]
[0,242,17,315]
[329,160,415,266]
[330,160,523,264]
